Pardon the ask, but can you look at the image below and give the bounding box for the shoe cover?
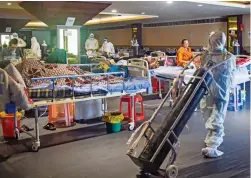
[201,147,224,158]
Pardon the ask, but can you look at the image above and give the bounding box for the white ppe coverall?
[85,34,99,51]
[31,37,41,58]
[200,31,236,158]
[12,33,26,48]
[100,41,115,54]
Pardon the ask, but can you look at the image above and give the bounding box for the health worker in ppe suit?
[100,38,115,54]
[200,31,236,158]
[12,33,26,48]
[31,37,41,59]
[85,33,99,52]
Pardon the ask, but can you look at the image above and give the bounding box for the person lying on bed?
[176,39,194,67]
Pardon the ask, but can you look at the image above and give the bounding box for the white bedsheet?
[151,66,196,82]
[151,66,250,87]
[232,66,250,87]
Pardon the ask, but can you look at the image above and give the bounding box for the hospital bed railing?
[0,63,152,152]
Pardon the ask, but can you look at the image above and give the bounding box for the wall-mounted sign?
[65,17,75,26]
[64,30,72,37]
[132,28,138,33]
[5,27,11,33]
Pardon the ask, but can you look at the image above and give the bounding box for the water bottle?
[233,40,240,55]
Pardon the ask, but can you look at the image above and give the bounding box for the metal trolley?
[126,52,232,178]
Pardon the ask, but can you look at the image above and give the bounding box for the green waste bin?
[106,122,122,134]
[102,112,124,134]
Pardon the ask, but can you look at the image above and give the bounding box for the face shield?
[89,33,94,39]
[208,31,226,52]
[31,37,37,44]
[12,33,18,39]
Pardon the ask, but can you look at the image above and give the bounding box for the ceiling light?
[7,2,11,6]
[111,9,117,13]
[166,1,173,4]
[141,12,145,15]
[198,4,203,7]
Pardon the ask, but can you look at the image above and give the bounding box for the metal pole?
[35,107,40,142]
[131,95,135,125]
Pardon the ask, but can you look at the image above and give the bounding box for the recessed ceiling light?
[141,12,145,15]
[166,1,173,4]
[7,2,11,6]
[198,4,203,6]
[111,9,117,13]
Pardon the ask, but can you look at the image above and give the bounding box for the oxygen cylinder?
[139,65,214,171]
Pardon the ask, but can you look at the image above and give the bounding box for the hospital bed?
[0,63,152,152]
[151,55,250,105]
[127,58,153,94]
[150,54,200,98]
[127,57,177,104]
[128,54,250,111]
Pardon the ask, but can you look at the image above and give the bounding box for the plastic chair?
[119,95,145,123]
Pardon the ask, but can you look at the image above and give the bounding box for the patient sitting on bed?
[176,39,194,67]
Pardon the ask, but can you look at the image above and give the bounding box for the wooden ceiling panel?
[222,1,250,5]
[46,8,100,15]
[19,1,111,26]
[0,8,34,20]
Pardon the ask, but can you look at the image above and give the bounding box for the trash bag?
[92,60,111,73]
[102,112,124,124]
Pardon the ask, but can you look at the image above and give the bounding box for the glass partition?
[0,34,11,46]
[57,25,81,64]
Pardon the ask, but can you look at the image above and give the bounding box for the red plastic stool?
[119,95,145,125]
[152,77,164,93]
[48,103,75,128]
